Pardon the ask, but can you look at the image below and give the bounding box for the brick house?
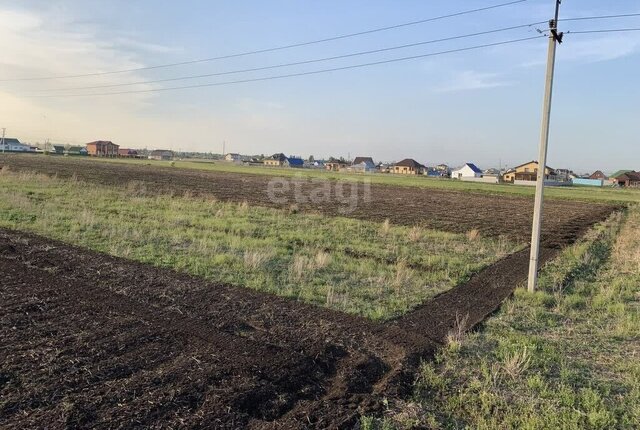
[612,171,640,187]
[86,141,119,157]
[264,153,288,167]
[589,170,607,180]
[502,161,556,183]
[392,158,426,175]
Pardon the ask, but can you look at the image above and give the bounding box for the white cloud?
[433,70,513,93]
[519,32,640,68]
[561,33,640,63]
[0,6,168,145]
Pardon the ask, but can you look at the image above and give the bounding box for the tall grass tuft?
[314,250,331,269]
[446,312,469,352]
[466,228,481,241]
[501,346,531,380]
[408,226,423,242]
[380,218,391,236]
[243,250,271,270]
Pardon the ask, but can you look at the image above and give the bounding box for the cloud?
[0,6,168,145]
[111,37,180,55]
[433,70,513,93]
[561,33,640,63]
[519,32,640,68]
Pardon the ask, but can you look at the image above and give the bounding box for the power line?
[0,12,640,88]
[0,0,529,82]
[41,21,548,92]
[29,35,545,98]
[561,12,640,22]
[567,28,640,34]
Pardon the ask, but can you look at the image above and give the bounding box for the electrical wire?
[566,28,640,34]
[0,0,529,82]
[41,21,548,92]
[29,35,545,98]
[561,12,640,22]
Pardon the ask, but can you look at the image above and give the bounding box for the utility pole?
[1,128,5,153]
[528,0,563,292]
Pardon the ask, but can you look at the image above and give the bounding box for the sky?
[0,0,638,173]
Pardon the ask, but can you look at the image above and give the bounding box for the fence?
[572,178,605,187]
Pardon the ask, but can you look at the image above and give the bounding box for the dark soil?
[0,154,618,244]
[0,154,621,428]
[0,229,432,429]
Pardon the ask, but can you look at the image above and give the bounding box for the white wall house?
[0,138,34,153]
[224,153,242,162]
[451,163,483,179]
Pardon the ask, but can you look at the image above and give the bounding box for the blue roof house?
[286,157,304,168]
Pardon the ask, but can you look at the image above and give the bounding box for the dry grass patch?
[466,228,481,241]
[243,250,272,270]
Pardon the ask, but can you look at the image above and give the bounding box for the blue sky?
[0,0,638,173]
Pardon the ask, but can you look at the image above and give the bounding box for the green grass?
[367,206,640,428]
[0,169,518,320]
[50,155,640,204]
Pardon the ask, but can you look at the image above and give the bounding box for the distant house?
[483,168,501,177]
[224,153,242,162]
[264,153,288,167]
[435,164,451,177]
[243,157,263,165]
[351,156,376,173]
[325,160,348,171]
[392,158,426,175]
[287,157,304,168]
[86,141,119,157]
[118,148,138,158]
[555,168,574,182]
[149,150,174,161]
[611,170,640,187]
[377,163,392,173]
[66,146,88,156]
[609,170,633,182]
[425,168,441,177]
[451,163,482,179]
[0,138,34,153]
[52,145,65,155]
[502,161,556,183]
[589,170,608,180]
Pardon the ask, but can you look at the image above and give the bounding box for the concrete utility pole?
[222,140,226,157]
[1,128,5,153]
[528,0,563,292]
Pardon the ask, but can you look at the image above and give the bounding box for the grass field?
[0,169,518,320]
[367,206,640,428]
[70,155,640,204]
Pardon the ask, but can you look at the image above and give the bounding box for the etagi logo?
[266,174,371,214]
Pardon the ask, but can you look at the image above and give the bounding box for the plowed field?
[0,155,616,245]
[0,154,620,428]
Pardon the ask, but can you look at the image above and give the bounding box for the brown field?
[0,154,621,428]
[0,154,618,244]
